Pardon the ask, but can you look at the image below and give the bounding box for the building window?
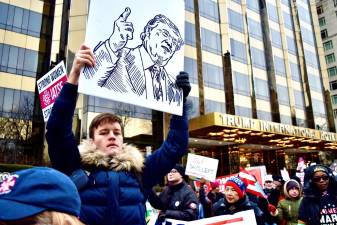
[235,105,252,117]
[281,0,290,7]
[317,5,323,15]
[277,85,290,105]
[0,43,40,77]
[185,0,194,12]
[205,99,225,113]
[257,110,272,121]
[201,28,221,55]
[247,0,260,12]
[321,29,328,39]
[290,62,301,81]
[328,66,337,77]
[323,40,333,51]
[332,95,337,104]
[267,3,279,23]
[308,74,322,92]
[233,71,250,96]
[228,9,244,32]
[230,39,247,63]
[185,22,196,46]
[334,109,337,118]
[232,0,241,4]
[312,99,326,117]
[334,0,337,7]
[274,56,286,76]
[302,27,315,45]
[283,12,293,30]
[251,47,266,69]
[271,29,282,48]
[203,62,224,89]
[254,78,269,100]
[199,0,219,22]
[326,53,336,64]
[319,17,326,27]
[294,90,305,109]
[330,80,337,90]
[248,18,262,39]
[298,5,311,24]
[287,36,297,55]
[304,50,318,68]
[184,57,198,84]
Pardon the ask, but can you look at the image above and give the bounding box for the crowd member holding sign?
[212,176,264,225]
[298,164,337,225]
[199,178,224,218]
[0,167,83,225]
[46,44,191,225]
[148,164,198,224]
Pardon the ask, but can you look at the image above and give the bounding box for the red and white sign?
[164,209,257,225]
[37,61,67,122]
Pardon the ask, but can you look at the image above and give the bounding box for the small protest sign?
[37,61,67,122]
[185,154,219,181]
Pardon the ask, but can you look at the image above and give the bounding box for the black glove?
[157,211,166,221]
[176,71,191,102]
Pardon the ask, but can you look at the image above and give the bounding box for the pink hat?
[210,180,220,189]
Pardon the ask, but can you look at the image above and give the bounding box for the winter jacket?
[199,186,224,218]
[275,180,302,225]
[149,181,198,221]
[212,196,264,225]
[46,83,189,225]
[298,165,337,225]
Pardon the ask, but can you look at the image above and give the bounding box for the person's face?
[288,187,300,198]
[224,186,240,203]
[145,22,180,66]
[312,171,329,192]
[167,169,183,184]
[264,180,273,189]
[93,122,123,155]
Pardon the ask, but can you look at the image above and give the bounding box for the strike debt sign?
[37,61,67,122]
[185,153,219,181]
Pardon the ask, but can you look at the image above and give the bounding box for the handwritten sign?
[37,61,67,122]
[165,209,257,225]
[185,153,219,181]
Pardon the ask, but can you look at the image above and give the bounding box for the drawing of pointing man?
[83,7,185,105]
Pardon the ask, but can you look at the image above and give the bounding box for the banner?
[37,61,67,122]
[164,209,257,225]
[185,153,219,181]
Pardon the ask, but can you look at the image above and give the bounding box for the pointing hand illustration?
[109,7,134,52]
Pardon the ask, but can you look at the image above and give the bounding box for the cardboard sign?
[79,0,185,115]
[185,153,219,181]
[37,61,67,122]
[164,209,257,225]
[280,168,290,181]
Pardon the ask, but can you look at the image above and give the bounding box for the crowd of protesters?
[1,43,337,225]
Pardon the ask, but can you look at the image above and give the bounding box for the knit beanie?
[225,176,246,199]
[173,164,185,177]
[286,179,300,192]
[210,180,220,189]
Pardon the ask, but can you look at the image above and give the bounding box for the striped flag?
[239,168,267,199]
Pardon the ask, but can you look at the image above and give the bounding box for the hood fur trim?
[78,140,144,173]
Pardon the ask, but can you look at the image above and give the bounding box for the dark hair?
[140,14,184,51]
[89,113,123,139]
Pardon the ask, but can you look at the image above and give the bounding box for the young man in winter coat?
[148,164,198,223]
[298,164,337,225]
[271,179,302,225]
[46,44,191,225]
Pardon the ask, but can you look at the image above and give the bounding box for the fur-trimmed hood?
[78,140,144,173]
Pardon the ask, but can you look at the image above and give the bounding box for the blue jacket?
[46,83,189,225]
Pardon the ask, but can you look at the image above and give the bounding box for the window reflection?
[203,62,224,89]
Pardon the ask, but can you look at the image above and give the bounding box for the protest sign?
[79,0,185,115]
[185,153,219,181]
[280,168,290,181]
[37,61,67,122]
[165,209,257,225]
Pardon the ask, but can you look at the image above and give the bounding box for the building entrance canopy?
[189,113,337,151]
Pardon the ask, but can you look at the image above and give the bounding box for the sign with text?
[37,61,67,122]
[185,153,219,181]
[165,209,257,225]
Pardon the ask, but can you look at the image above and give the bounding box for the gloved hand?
[175,71,191,102]
[157,211,166,221]
[268,204,277,215]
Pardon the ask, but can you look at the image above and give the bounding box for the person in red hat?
[212,176,264,225]
[199,178,224,218]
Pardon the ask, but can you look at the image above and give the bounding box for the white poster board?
[165,209,257,225]
[37,61,67,122]
[79,0,185,115]
[185,153,219,181]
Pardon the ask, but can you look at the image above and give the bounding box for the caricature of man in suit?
[83,7,184,105]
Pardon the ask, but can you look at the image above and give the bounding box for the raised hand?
[175,71,191,102]
[109,7,134,52]
[68,44,95,85]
